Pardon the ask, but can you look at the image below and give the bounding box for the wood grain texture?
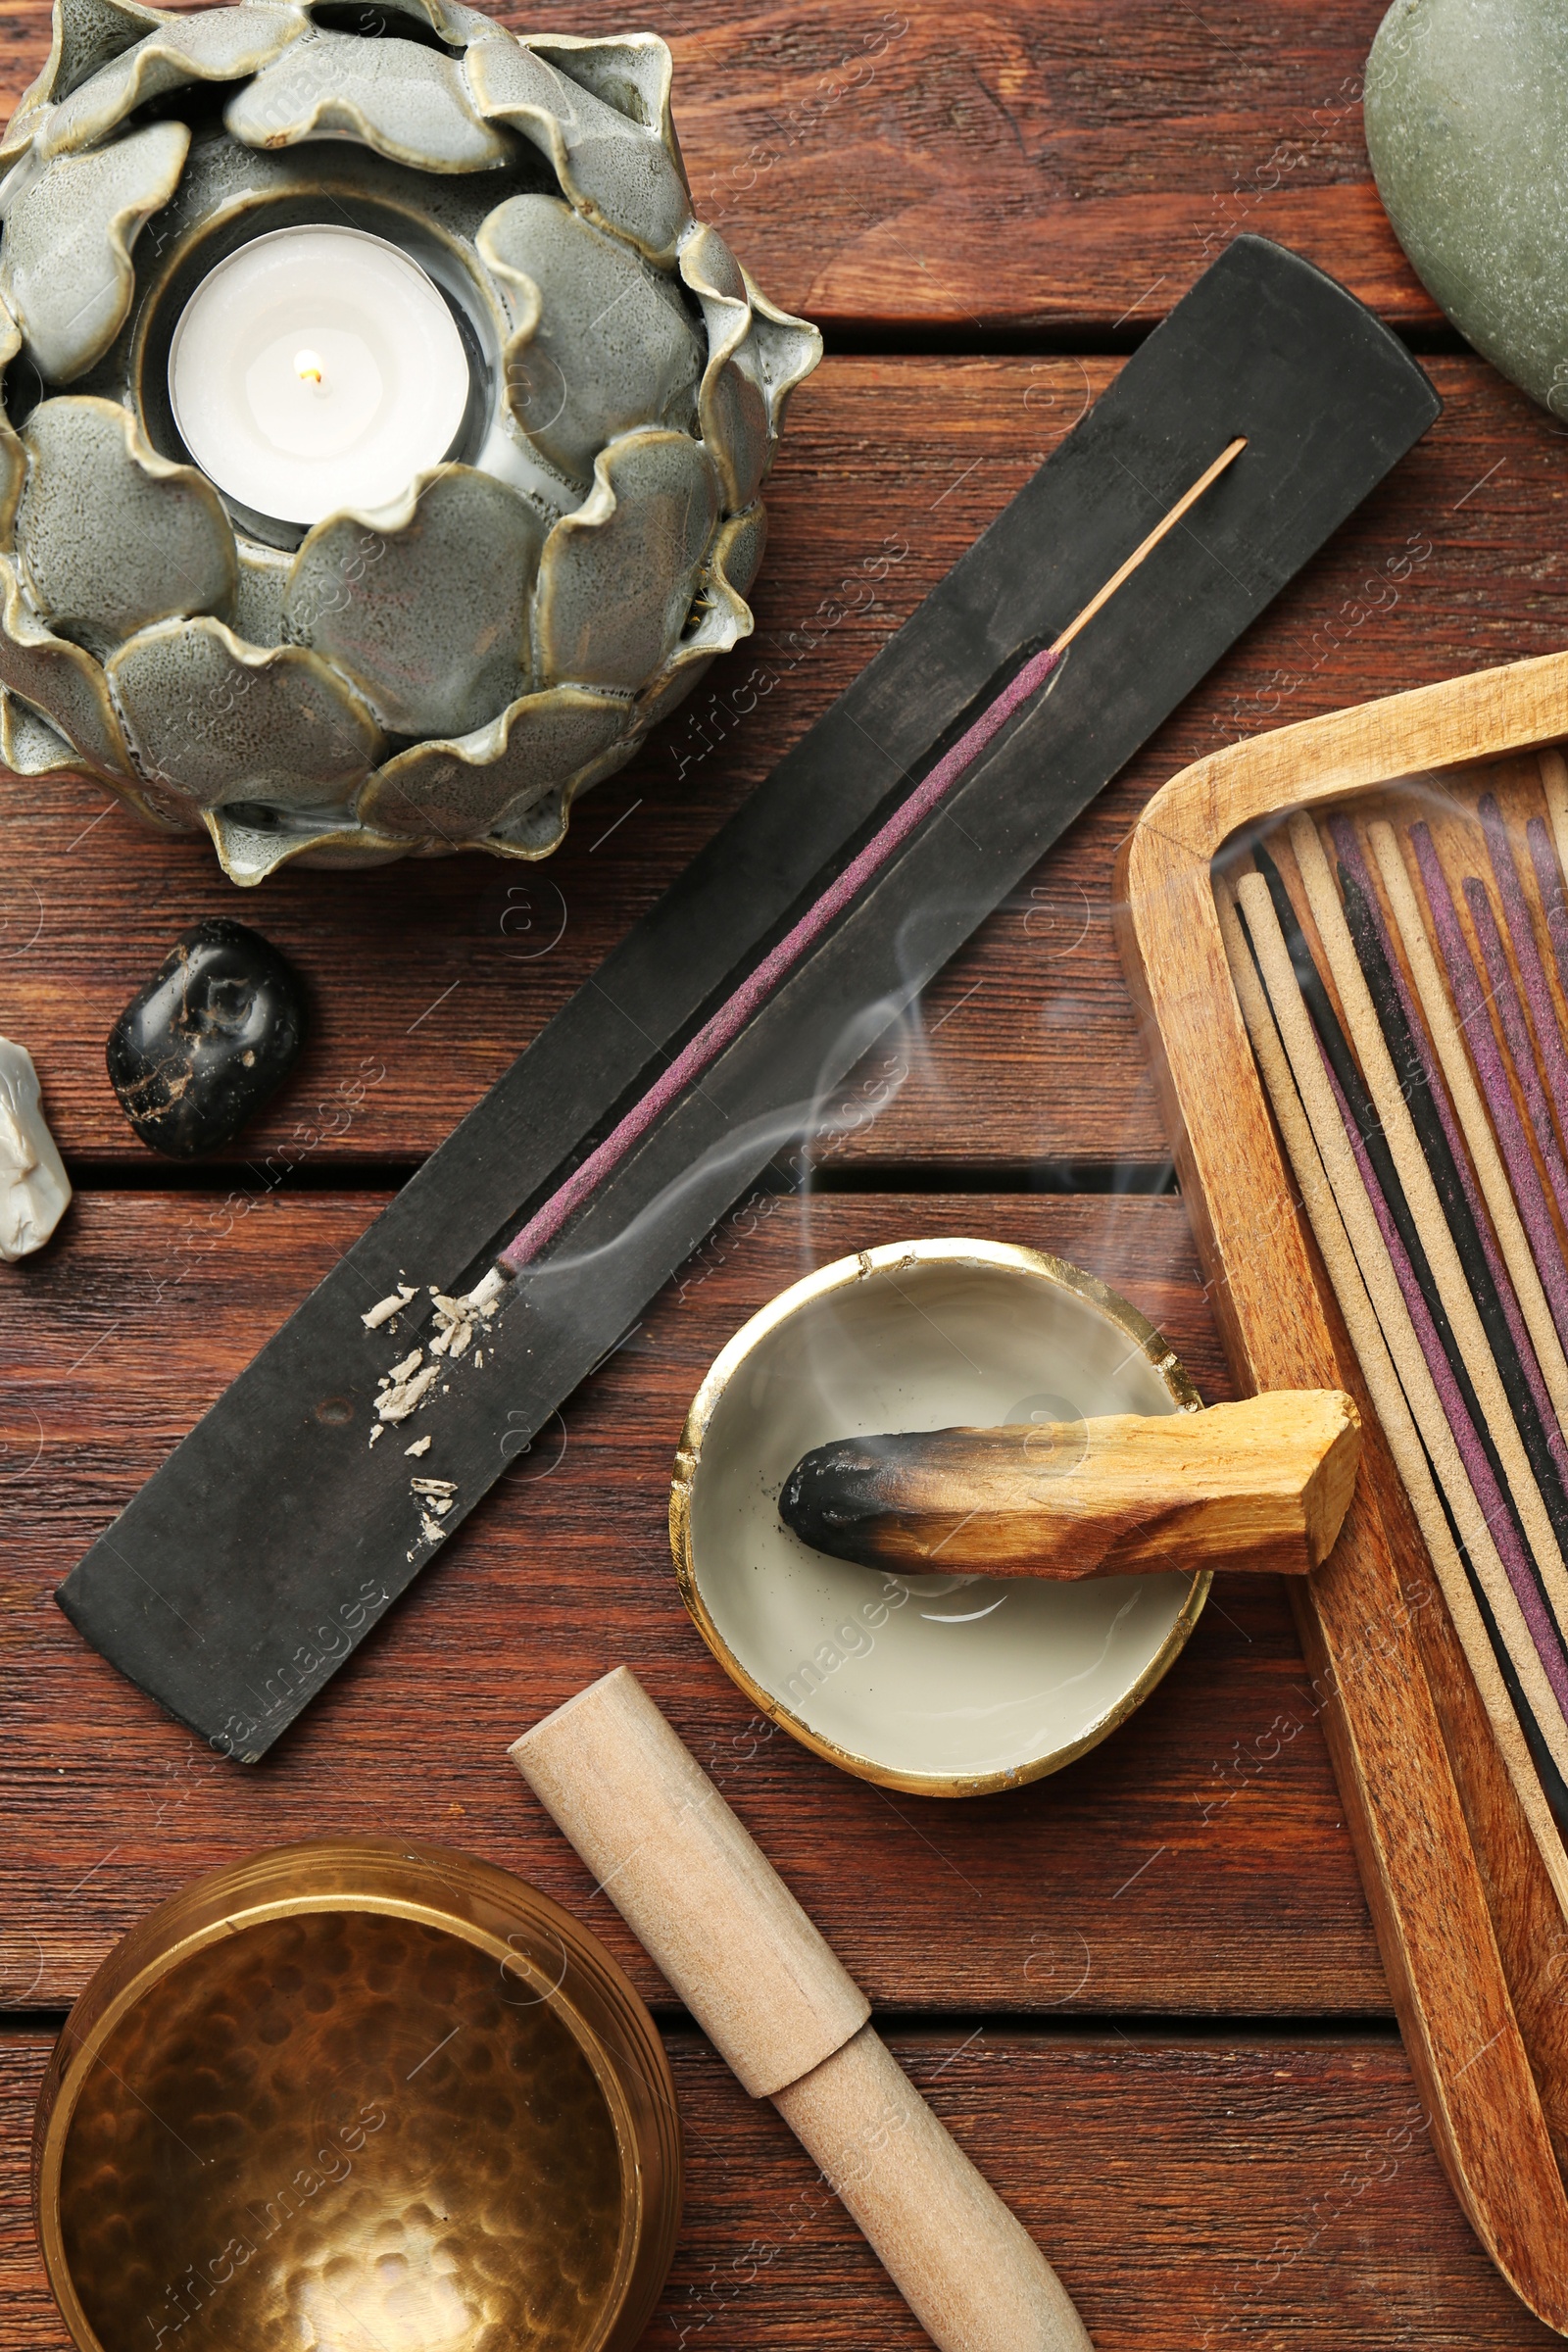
[1116,662,1568,2328]
[0,357,1561,1172]
[0,2025,1557,2350]
[777,1393,1362,1580]
[0,0,1435,332]
[0,1190,1387,2017]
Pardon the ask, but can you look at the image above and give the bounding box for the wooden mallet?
[512,1668,1093,2352]
[778,1391,1361,1581]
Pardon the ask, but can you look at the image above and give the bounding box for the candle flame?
[293,347,324,388]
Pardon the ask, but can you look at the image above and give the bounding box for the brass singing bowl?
[33,1838,682,2352]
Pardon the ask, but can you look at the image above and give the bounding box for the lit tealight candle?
[169,225,473,529]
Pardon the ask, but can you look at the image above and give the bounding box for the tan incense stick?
[1288,811,1568,1636]
[1229,876,1568,1834]
[1368,817,1568,1439]
[1224,884,1568,1910]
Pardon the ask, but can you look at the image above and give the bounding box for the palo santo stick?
[1219,884,1568,1916]
[777,1392,1360,1580]
[512,1669,1092,2352]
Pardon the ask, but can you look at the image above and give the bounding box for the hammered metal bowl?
[33,1838,682,2352]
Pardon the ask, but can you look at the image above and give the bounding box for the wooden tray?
[1115,650,1568,2334]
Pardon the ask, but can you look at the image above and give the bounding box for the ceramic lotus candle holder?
[0,0,820,881]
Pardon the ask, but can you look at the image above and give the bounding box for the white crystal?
[0,1035,70,1261]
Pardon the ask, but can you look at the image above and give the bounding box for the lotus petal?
[0,554,131,778]
[679,223,770,513]
[108,616,382,810]
[487,781,571,858]
[0,685,81,776]
[232,546,290,648]
[0,119,189,380]
[528,33,681,163]
[466,35,691,264]
[18,397,235,646]
[36,5,309,160]
[285,466,539,737]
[744,272,824,442]
[0,683,188,830]
[359,683,629,842]
[478,193,701,482]
[227,28,511,172]
[536,430,719,690]
[203,804,407,886]
[2,0,168,162]
[636,502,761,729]
[0,296,23,552]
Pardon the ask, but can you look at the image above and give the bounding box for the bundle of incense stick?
[1220,754,1568,1919]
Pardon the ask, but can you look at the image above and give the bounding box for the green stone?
[1366,0,1568,414]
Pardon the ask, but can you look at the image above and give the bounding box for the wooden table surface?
[4,2,1564,2345]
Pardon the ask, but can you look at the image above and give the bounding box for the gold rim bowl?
[670,1238,1211,1797]
[32,1837,682,2352]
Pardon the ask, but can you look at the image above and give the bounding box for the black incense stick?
[1228,882,1568,1855]
[1332,812,1568,1488]
[1252,846,1469,1396]
[1337,858,1568,1576]
[1242,885,1568,1830]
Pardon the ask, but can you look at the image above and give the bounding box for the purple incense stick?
[1322,1053,1568,1716]
[1328,815,1568,1489]
[499,643,1063,1272]
[1526,813,1568,1011]
[1464,871,1568,1233]
[1480,793,1568,1145]
[1411,822,1568,1355]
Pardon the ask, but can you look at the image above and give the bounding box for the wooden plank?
[0,358,1554,1172]
[0,2024,1554,2348]
[0,1192,1386,2015]
[0,1,1436,333]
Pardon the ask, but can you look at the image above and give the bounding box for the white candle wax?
[169,225,472,528]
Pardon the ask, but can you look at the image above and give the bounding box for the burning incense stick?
[484,437,1249,1285]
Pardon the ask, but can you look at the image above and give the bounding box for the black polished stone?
[107,919,306,1157]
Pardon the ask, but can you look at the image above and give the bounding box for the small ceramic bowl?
[671,1238,1211,1796]
[33,1838,681,2352]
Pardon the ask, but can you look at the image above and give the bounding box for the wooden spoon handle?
[779,1390,1360,1580]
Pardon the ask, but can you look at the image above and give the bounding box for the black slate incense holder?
[58,236,1441,1758]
